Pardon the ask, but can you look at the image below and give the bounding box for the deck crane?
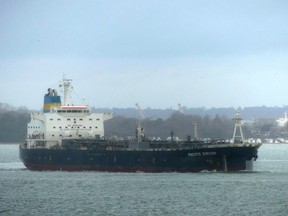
[135,103,146,120]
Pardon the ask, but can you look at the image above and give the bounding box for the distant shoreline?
[1,142,287,145]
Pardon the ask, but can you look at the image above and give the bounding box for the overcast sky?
[1,0,288,110]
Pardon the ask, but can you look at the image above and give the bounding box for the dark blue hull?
[19,145,259,172]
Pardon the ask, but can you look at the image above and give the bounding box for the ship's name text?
[188,152,217,157]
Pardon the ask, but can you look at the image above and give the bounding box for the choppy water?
[0,144,288,216]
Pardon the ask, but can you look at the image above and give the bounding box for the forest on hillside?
[0,103,30,143]
[105,113,238,140]
[105,113,288,141]
[1,103,288,143]
[94,105,288,119]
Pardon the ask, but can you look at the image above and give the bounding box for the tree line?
[1,103,287,143]
[105,112,253,140]
[0,103,30,143]
[0,106,247,143]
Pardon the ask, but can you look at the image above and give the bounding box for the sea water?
[0,144,288,216]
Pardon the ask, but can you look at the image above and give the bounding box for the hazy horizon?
[1,1,287,110]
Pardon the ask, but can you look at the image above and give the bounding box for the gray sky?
[1,0,288,110]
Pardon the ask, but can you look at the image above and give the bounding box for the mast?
[178,103,184,114]
[192,121,199,140]
[136,121,145,142]
[232,110,245,144]
[59,77,73,106]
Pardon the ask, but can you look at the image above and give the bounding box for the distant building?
[276,112,288,127]
[242,119,254,126]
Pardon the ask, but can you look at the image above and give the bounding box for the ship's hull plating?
[19,145,259,172]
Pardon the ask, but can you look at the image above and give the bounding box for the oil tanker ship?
[19,78,261,172]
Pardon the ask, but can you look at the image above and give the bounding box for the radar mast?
[59,77,73,106]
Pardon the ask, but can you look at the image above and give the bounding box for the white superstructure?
[26,78,113,148]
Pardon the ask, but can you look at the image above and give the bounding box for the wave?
[0,162,26,171]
